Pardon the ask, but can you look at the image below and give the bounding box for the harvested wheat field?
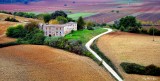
[0,45,114,81]
[97,32,160,81]
[0,13,41,22]
[0,21,18,43]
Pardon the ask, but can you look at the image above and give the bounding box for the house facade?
[39,22,77,37]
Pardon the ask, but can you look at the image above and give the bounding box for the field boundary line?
[85,28,123,81]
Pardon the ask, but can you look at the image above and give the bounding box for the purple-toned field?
[0,0,160,23]
[137,13,160,22]
[85,12,130,24]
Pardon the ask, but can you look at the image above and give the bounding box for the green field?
[68,12,96,20]
[65,28,107,44]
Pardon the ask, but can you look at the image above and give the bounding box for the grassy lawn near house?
[65,28,107,44]
[68,12,96,20]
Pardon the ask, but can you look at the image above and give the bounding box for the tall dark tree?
[43,14,51,23]
[51,11,67,19]
[77,16,85,30]
[119,16,137,28]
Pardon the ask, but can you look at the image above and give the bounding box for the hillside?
[0,45,114,81]
[97,32,160,81]
[0,13,41,43]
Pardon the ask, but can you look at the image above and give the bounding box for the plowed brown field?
[0,45,114,81]
[97,32,160,81]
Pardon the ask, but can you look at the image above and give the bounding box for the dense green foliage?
[113,16,142,33]
[121,62,160,76]
[0,42,20,48]
[44,37,94,57]
[56,16,68,24]
[77,16,85,30]
[24,21,39,31]
[14,12,37,18]
[148,27,160,36]
[43,14,51,23]
[51,11,67,19]
[5,17,19,22]
[6,25,27,38]
[6,22,45,45]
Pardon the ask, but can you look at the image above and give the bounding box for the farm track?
[85,28,123,81]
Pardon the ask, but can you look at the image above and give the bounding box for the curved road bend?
[85,28,123,81]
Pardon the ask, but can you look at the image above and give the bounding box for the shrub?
[6,25,27,38]
[87,26,94,30]
[148,27,160,36]
[49,19,59,24]
[44,36,61,45]
[0,42,20,48]
[45,37,88,56]
[119,26,125,31]
[29,33,45,45]
[140,28,148,34]
[120,62,145,74]
[128,26,140,33]
[51,11,67,19]
[14,12,37,18]
[43,14,51,23]
[23,28,44,44]
[56,16,68,24]
[67,17,75,22]
[145,64,160,76]
[77,16,85,30]
[5,17,19,22]
[24,21,39,31]
[120,62,160,76]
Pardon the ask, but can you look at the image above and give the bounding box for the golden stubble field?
[0,45,114,81]
[97,32,160,81]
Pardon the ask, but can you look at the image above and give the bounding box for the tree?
[24,21,39,31]
[51,11,67,19]
[30,33,45,45]
[77,16,85,30]
[43,14,51,23]
[56,16,68,24]
[118,16,142,33]
[119,16,137,28]
[49,19,59,24]
[6,25,27,38]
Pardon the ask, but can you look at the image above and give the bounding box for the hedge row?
[121,62,160,76]
[44,37,95,58]
[0,42,20,48]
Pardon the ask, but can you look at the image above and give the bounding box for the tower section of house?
[39,22,77,37]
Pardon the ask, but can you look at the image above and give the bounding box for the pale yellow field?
[0,45,114,81]
[97,32,160,81]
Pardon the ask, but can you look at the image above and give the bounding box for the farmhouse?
[39,22,77,37]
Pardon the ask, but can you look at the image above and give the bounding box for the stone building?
[39,22,77,37]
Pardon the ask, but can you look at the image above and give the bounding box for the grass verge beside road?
[65,28,107,44]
